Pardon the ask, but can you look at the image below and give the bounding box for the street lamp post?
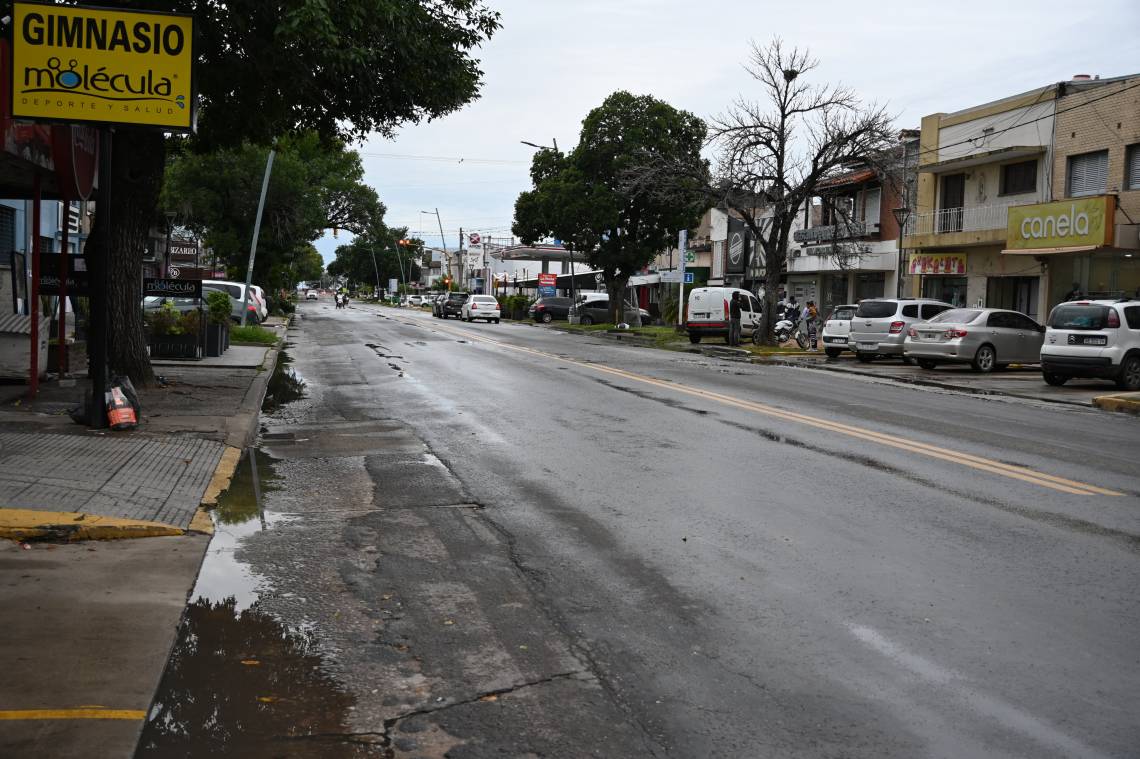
[891,207,912,299]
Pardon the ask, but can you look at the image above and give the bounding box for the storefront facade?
[1003,195,1140,310]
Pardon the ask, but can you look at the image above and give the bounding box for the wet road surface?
[140,302,1140,758]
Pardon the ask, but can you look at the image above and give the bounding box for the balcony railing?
[905,204,1010,237]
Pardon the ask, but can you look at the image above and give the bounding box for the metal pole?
[88,128,113,428]
[369,245,381,299]
[29,175,41,398]
[677,229,687,327]
[59,199,70,376]
[241,148,275,326]
[433,208,448,282]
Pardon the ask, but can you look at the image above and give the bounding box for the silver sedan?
[903,308,1045,372]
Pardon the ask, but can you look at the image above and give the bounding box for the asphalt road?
[143,299,1140,758]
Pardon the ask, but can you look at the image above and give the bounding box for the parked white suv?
[849,298,953,363]
[1040,299,1140,390]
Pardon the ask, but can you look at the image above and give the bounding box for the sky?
[315,0,1140,266]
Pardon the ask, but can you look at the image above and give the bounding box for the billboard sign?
[10,3,196,130]
[538,272,557,297]
[725,217,750,275]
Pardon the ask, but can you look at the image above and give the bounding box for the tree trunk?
[101,129,165,386]
[606,277,629,325]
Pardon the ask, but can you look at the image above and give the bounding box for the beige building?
[903,74,1140,321]
[1038,76,1140,305]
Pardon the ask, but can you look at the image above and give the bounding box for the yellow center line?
[0,708,146,721]
[404,316,1123,497]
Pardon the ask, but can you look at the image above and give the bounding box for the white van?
[686,287,763,344]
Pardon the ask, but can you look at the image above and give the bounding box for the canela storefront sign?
[1006,196,1115,250]
[10,2,195,131]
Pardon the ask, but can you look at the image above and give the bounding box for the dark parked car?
[431,293,448,317]
[441,292,470,319]
[528,296,573,323]
[569,299,651,326]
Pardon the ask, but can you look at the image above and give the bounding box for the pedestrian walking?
[729,292,742,346]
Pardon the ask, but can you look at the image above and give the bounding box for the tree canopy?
[96,0,501,384]
[161,132,383,294]
[327,236,423,293]
[513,91,707,323]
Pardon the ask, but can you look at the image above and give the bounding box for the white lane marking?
[848,624,1112,759]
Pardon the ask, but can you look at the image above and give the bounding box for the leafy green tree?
[327,235,422,293]
[513,92,707,325]
[162,133,382,293]
[95,0,501,384]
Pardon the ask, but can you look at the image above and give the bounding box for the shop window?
[1067,150,1108,197]
[1000,160,1037,195]
[1126,144,1140,191]
[0,205,15,252]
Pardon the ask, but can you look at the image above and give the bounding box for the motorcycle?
[750,305,809,348]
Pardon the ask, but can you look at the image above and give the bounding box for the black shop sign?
[39,255,90,296]
[144,278,203,298]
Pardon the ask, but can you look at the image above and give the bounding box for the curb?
[0,509,185,542]
[1092,394,1140,415]
[765,357,1095,408]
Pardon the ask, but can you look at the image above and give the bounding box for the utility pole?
[431,208,448,284]
[241,148,275,326]
[368,245,381,299]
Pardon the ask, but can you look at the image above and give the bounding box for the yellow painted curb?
[0,708,146,721]
[188,445,242,536]
[0,510,184,542]
[202,446,242,507]
[1092,394,1140,415]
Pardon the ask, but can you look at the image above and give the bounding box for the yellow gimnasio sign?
[1007,196,1115,250]
[10,2,194,130]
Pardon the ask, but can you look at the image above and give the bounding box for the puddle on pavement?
[136,597,379,757]
[263,350,306,412]
[138,451,376,757]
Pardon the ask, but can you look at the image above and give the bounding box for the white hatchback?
[462,295,501,323]
[820,304,857,358]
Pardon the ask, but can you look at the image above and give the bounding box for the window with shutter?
[1126,144,1140,191]
[1067,150,1108,197]
[864,187,881,231]
[1000,160,1037,195]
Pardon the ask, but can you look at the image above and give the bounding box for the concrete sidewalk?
[0,330,282,758]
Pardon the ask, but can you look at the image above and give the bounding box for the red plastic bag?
[106,385,138,430]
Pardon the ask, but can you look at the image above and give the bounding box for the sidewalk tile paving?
[0,432,225,529]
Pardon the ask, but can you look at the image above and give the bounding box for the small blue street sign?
[684,272,694,284]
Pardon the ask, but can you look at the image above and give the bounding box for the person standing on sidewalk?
[729,293,743,346]
[804,300,819,351]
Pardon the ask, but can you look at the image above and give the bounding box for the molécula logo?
[20,56,186,108]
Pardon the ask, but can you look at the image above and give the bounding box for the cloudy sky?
[316,0,1140,264]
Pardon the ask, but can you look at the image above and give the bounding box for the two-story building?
[791,132,918,315]
[1004,75,1139,306]
[903,74,1139,320]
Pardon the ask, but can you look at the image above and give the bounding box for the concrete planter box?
[205,324,228,357]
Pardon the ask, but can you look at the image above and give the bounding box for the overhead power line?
[360,152,529,166]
